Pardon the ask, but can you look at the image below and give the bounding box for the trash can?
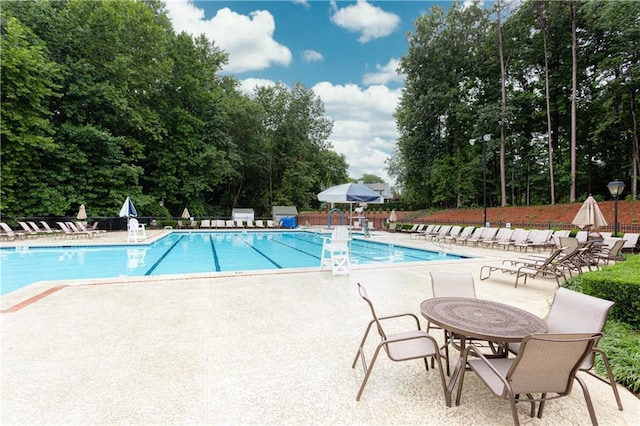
[280,217,297,229]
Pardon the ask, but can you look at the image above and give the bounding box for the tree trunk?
[630,87,639,200]
[570,0,577,202]
[498,0,507,207]
[537,0,555,204]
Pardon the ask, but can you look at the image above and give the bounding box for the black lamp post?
[607,180,625,237]
[470,134,491,226]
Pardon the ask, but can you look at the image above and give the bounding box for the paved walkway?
[1,229,638,424]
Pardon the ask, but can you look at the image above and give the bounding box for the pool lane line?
[241,240,283,268]
[145,235,185,275]
[209,236,221,271]
[269,236,322,260]
[1,285,66,314]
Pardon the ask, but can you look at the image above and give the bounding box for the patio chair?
[479,248,566,287]
[255,220,265,228]
[127,218,147,242]
[200,219,211,229]
[593,239,626,265]
[621,233,639,253]
[352,283,447,402]
[427,272,500,375]
[412,224,434,239]
[426,225,452,241]
[509,287,623,411]
[320,226,351,275]
[266,220,276,228]
[454,332,602,425]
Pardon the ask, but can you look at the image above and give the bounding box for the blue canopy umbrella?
[318,183,383,231]
[317,183,383,204]
[119,197,138,227]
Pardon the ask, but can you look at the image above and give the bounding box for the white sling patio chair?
[352,283,447,402]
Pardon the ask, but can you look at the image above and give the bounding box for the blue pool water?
[0,231,467,295]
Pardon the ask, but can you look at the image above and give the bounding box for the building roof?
[365,183,392,199]
[232,208,254,214]
[272,206,298,216]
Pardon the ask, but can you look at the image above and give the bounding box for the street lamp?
[607,180,625,236]
[469,134,491,226]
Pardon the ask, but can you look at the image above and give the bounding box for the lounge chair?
[495,228,529,250]
[66,222,91,238]
[453,332,602,425]
[575,230,589,242]
[127,218,147,242]
[466,227,498,246]
[320,226,351,275]
[18,221,39,237]
[437,225,461,242]
[621,232,639,252]
[200,219,211,229]
[245,220,255,228]
[255,220,265,228]
[266,220,276,228]
[445,225,473,244]
[0,222,27,240]
[426,225,452,241]
[235,219,244,228]
[480,227,513,248]
[57,222,83,238]
[411,224,434,239]
[34,221,61,237]
[225,220,235,228]
[75,221,103,237]
[401,224,419,233]
[508,287,623,411]
[455,227,483,245]
[514,229,553,252]
[351,283,447,402]
[479,248,566,287]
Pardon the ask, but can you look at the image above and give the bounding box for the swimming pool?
[0,231,468,295]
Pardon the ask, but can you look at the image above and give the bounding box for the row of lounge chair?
[178,219,278,229]
[405,223,639,253]
[479,235,629,287]
[0,221,105,240]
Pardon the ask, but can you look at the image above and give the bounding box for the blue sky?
[165,1,476,183]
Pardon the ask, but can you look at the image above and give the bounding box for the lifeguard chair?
[320,226,351,275]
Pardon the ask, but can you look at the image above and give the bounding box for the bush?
[580,255,640,327]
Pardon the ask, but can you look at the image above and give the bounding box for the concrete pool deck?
[1,229,638,424]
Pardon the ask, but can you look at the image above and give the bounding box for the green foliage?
[599,320,640,395]
[580,255,640,327]
[563,275,640,395]
[1,0,348,218]
[392,0,640,207]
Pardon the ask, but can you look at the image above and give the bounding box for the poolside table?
[420,297,547,406]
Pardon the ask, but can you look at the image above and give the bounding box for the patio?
[1,230,638,424]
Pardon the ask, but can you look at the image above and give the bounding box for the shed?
[272,206,298,221]
[232,208,255,222]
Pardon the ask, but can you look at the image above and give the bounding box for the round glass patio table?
[420,297,547,343]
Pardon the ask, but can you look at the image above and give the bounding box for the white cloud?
[164,0,292,73]
[237,78,399,183]
[363,58,403,85]
[238,78,278,95]
[330,0,401,43]
[301,50,324,63]
[312,82,400,182]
